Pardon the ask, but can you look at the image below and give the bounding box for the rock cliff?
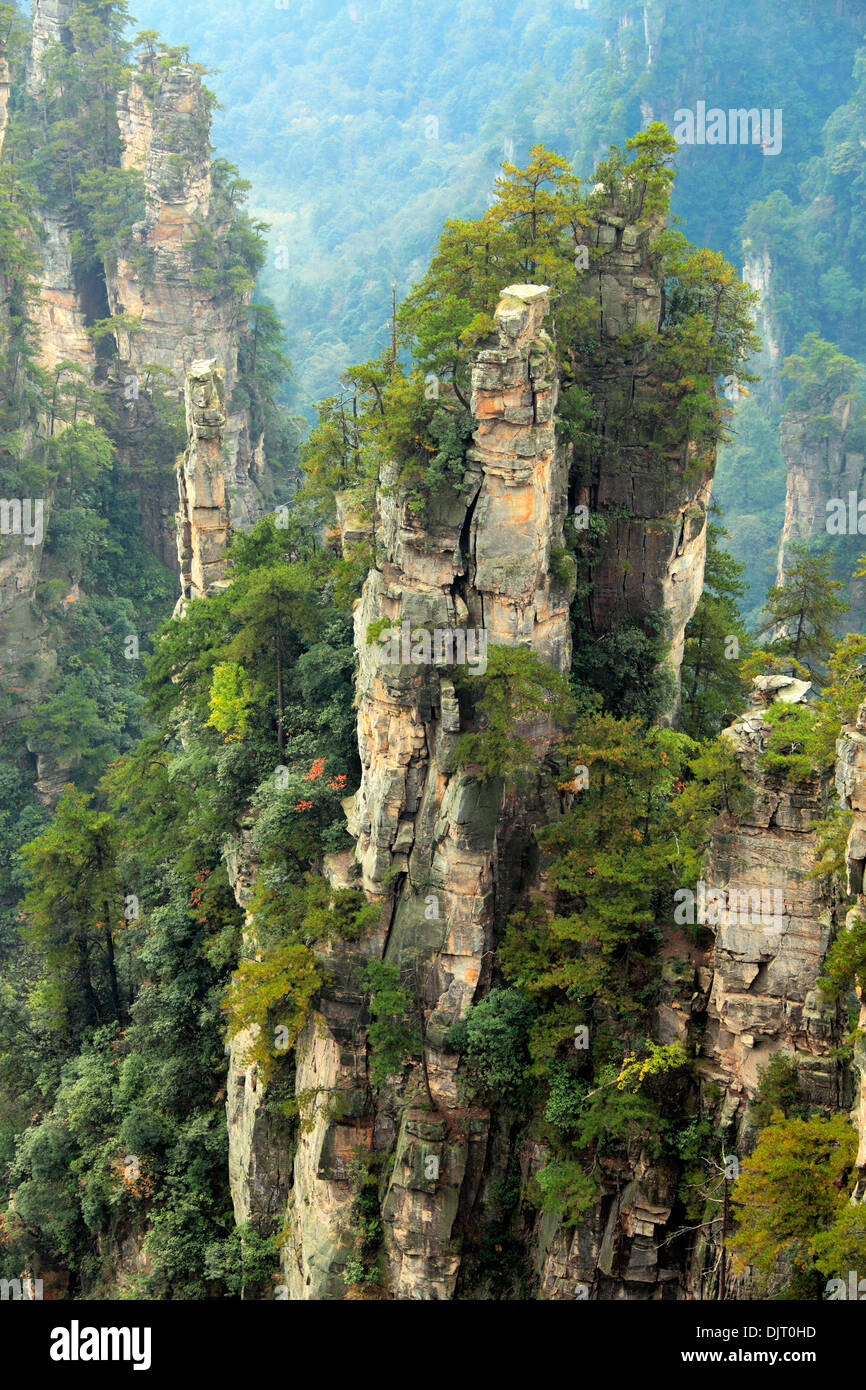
[109,57,268,553]
[836,703,866,1198]
[573,210,712,691]
[776,394,866,626]
[703,675,842,1122]
[0,2,269,760]
[517,668,848,1301]
[0,49,11,156]
[151,103,851,1308]
[222,262,722,1298]
[176,357,267,601]
[274,282,572,1299]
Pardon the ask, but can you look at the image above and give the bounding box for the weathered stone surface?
[233,259,738,1301]
[26,0,75,93]
[776,395,866,626]
[837,701,866,1196]
[275,284,573,1299]
[281,1013,372,1299]
[226,1023,293,1238]
[703,678,842,1111]
[109,58,271,560]
[0,21,270,785]
[30,215,96,373]
[0,16,95,750]
[177,360,231,598]
[534,1151,680,1300]
[0,53,11,160]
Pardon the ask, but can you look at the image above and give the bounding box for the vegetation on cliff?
[2,0,866,1306]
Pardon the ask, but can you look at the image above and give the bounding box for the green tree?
[782,333,863,416]
[223,939,322,1084]
[207,661,254,742]
[759,544,849,675]
[650,233,761,448]
[362,960,428,1104]
[20,786,125,1032]
[454,645,573,786]
[398,144,588,408]
[730,1113,856,1297]
[812,1204,866,1291]
[220,550,323,757]
[238,300,292,436]
[587,122,678,223]
[673,736,753,852]
[760,701,819,782]
[680,521,753,739]
[447,988,535,1104]
[48,419,114,508]
[500,712,699,1066]
[804,633,866,767]
[818,914,866,1001]
[750,1054,804,1129]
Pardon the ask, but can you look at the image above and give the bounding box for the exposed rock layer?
[223,230,733,1298]
[176,358,268,600]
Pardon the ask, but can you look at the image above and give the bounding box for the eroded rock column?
[703,674,842,1126]
[176,358,268,601]
[279,284,573,1299]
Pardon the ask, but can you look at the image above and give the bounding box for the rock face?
[109,58,263,512]
[0,11,268,756]
[225,251,730,1301]
[273,283,573,1300]
[776,395,866,625]
[176,358,268,600]
[742,248,782,402]
[702,675,843,1124]
[0,50,10,153]
[0,25,78,742]
[223,835,294,1238]
[573,211,713,692]
[836,702,866,1197]
[108,55,269,565]
[525,671,846,1302]
[533,1151,681,1300]
[221,285,578,1300]
[177,360,230,600]
[29,213,97,374]
[26,0,75,93]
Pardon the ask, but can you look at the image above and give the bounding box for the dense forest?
[2,0,866,1312]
